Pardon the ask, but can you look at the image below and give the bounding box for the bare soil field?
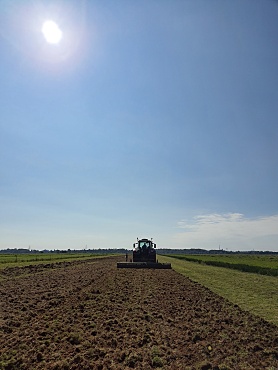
[0,256,277,370]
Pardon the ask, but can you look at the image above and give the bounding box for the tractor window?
[139,241,151,249]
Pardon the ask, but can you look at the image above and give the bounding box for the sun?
[42,20,63,44]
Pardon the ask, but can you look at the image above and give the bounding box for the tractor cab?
[133,238,156,263]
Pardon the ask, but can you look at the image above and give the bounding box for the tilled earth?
[0,256,277,370]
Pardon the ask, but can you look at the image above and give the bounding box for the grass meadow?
[0,253,109,270]
[158,254,278,326]
[166,253,278,276]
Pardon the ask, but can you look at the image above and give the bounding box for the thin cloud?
[176,213,278,251]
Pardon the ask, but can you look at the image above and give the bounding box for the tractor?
[117,238,171,269]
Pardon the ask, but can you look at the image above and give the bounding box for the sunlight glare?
[42,20,63,44]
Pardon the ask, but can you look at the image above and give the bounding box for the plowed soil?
[0,256,277,370]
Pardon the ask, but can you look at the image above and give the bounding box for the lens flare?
[42,20,62,44]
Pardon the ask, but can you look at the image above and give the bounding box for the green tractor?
[117,238,171,269]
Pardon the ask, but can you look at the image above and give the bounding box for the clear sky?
[1,0,278,251]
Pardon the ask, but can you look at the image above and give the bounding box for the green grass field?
[158,254,278,326]
[167,253,278,276]
[171,253,278,268]
[0,253,108,269]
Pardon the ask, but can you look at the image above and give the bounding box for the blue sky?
[1,0,278,251]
